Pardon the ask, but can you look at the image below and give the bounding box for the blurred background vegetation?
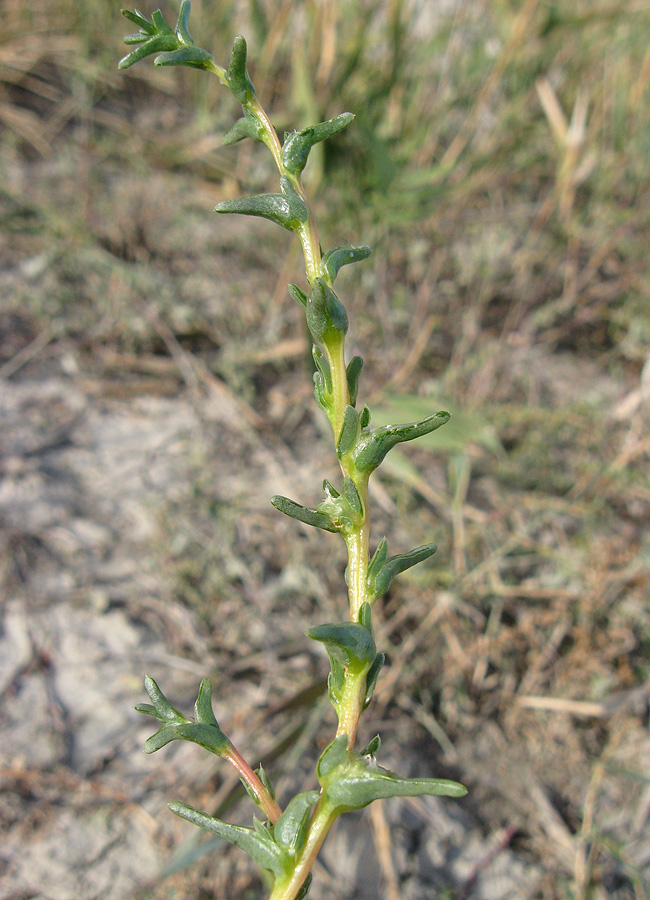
[1,1,649,898]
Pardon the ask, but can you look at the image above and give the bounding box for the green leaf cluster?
[136,676,231,757]
[168,790,320,889]
[119,2,214,70]
[366,537,438,603]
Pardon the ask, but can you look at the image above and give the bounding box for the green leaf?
[281,113,355,174]
[151,9,173,33]
[256,764,276,802]
[346,356,363,407]
[223,114,264,145]
[270,496,338,533]
[121,9,156,33]
[372,394,502,457]
[138,677,230,756]
[273,790,320,854]
[360,734,381,758]
[353,411,450,473]
[288,283,308,308]
[147,721,231,756]
[215,178,308,232]
[123,32,149,45]
[119,32,179,69]
[154,46,213,68]
[305,278,348,344]
[326,759,467,811]
[295,874,313,900]
[359,405,371,428]
[143,723,182,752]
[307,621,376,674]
[226,35,256,104]
[320,245,372,282]
[169,802,287,877]
[358,601,372,631]
[368,543,438,601]
[322,479,339,498]
[317,735,349,779]
[312,345,332,392]
[194,678,219,727]
[175,0,193,44]
[363,651,385,709]
[337,406,359,457]
[341,476,363,518]
[141,675,186,723]
[367,538,388,586]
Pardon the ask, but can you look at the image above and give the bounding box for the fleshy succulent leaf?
[194,678,219,727]
[368,543,438,601]
[281,113,355,175]
[305,278,348,344]
[270,496,338,533]
[151,9,173,33]
[341,476,363,518]
[215,178,308,232]
[337,406,359,457]
[295,874,313,900]
[175,0,193,44]
[367,538,388,584]
[317,735,349,779]
[169,802,287,877]
[312,345,332,391]
[360,734,381,758]
[256,765,276,802]
[354,411,450,473]
[154,46,213,67]
[142,675,186,723]
[134,701,159,718]
[345,356,363,407]
[121,8,156,32]
[226,35,256,104]
[288,283,308,308]
[273,790,320,854]
[223,114,264,145]
[138,677,230,757]
[320,245,372,282]
[325,758,467,811]
[119,32,179,69]
[123,32,150,45]
[363,651,385,709]
[307,622,376,673]
[358,601,372,631]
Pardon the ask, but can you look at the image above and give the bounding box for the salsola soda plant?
[119,5,467,898]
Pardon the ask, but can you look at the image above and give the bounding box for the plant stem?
[268,801,338,900]
[246,89,375,887]
[344,478,370,622]
[227,745,282,823]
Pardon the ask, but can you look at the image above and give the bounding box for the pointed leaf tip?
[321,245,372,282]
[354,411,450,473]
[194,678,219,727]
[281,112,355,174]
[227,34,256,104]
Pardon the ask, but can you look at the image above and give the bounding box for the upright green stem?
[268,801,337,900]
[236,82,375,895]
